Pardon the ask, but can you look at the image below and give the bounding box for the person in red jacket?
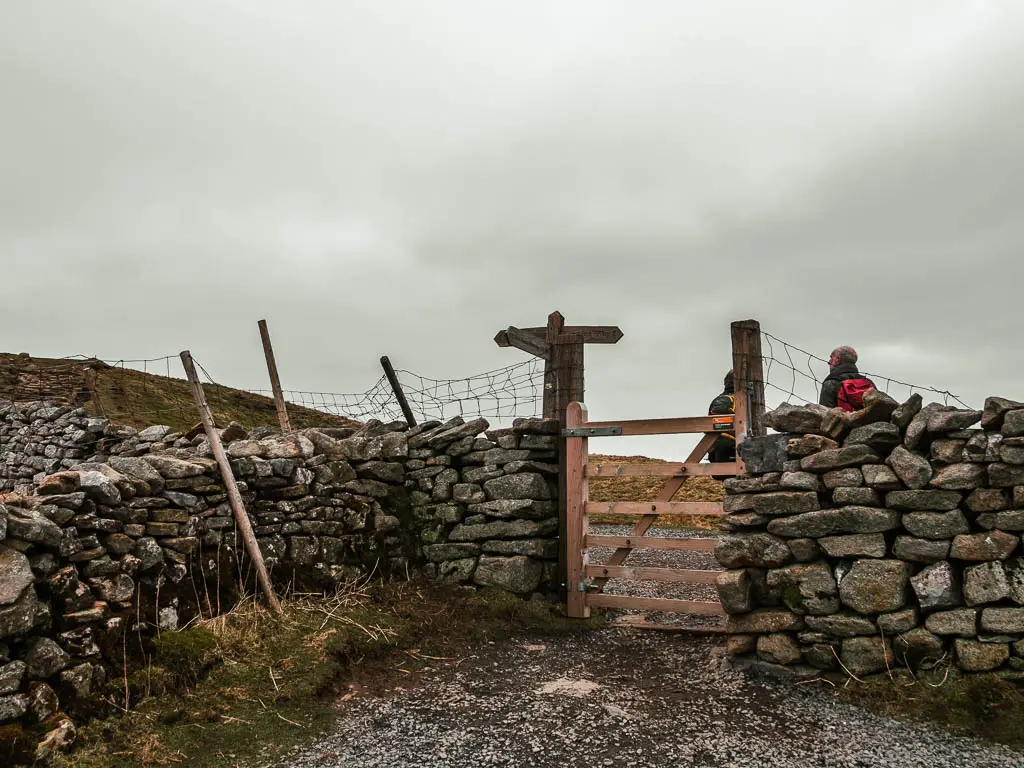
[819,346,875,412]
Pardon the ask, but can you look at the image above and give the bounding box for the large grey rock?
[716,570,754,614]
[950,531,1019,561]
[88,574,135,603]
[142,455,208,479]
[976,511,1024,531]
[37,472,80,496]
[878,608,920,634]
[766,562,838,615]
[764,403,828,434]
[108,456,166,493]
[467,499,555,521]
[925,609,978,636]
[757,634,802,666]
[956,639,1008,672]
[841,637,895,676]
[893,536,950,563]
[886,447,932,490]
[715,534,792,568]
[846,422,901,453]
[767,507,900,538]
[132,537,165,572]
[779,472,822,492]
[787,539,821,562]
[981,608,1024,633]
[981,397,1024,430]
[449,519,558,541]
[800,445,879,473]
[438,558,476,584]
[739,434,790,474]
[5,507,62,548]
[0,694,28,721]
[482,539,558,559]
[25,638,70,680]
[0,589,42,639]
[0,661,26,695]
[818,534,886,559]
[0,545,33,606]
[724,609,803,634]
[823,469,863,489]
[905,404,946,450]
[861,464,902,490]
[891,394,924,431]
[1004,410,1024,437]
[26,681,59,722]
[839,559,909,614]
[930,463,986,490]
[966,489,1010,513]
[903,510,970,540]
[804,614,876,636]
[885,490,961,511]
[483,473,551,501]
[927,409,982,432]
[473,556,543,594]
[931,439,967,464]
[786,435,838,458]
[750,492,820,517]
[138,425,173,443]
[964,562,1011,606]
[75,470,121,504]
[911,562,962,610]
[422,543,481,562]
[988,463,1024,488]
[833,487,882,506]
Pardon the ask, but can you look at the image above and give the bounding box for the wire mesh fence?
[760,331,971,410]
[247,358,545,424]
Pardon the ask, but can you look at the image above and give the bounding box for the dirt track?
[268,628,1022,768]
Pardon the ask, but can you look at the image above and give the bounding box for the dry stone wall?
[716,391,1024,678]
[0,399,560,758]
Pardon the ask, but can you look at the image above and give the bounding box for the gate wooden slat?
[587,501,727,517]
[584,415,730,436]
[586,461,739,478]
[586,593,725,615]
[585,535,718,552]
[589,432,719,593]
[584,565,720,584]
[564,402,590,618]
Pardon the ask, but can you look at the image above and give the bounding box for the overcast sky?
[3,2,1023,458]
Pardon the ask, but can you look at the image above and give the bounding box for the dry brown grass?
[588,454,724,532]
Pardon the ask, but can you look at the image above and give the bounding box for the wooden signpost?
[495,311,624,594]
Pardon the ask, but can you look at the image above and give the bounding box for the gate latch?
[562,426,623,438]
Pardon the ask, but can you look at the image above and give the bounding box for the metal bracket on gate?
[562,426,622,438]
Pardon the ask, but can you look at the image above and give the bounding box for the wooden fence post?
[380,356,417,427]
[180,351,283,615]
[257,320,291,433]
[564,401,590,618]
[731,320,767,474]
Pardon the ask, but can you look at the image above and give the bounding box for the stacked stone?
[717,392,1024,678]
[0,400,206,494]
[408,417,560,594]
[0,406,562,756]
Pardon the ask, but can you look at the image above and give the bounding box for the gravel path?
[268,629,1024,768]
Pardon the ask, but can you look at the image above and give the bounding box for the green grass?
[837,668,1024,748]
[54,582,603,768]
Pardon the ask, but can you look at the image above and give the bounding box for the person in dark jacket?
[708,370,736,463]
[819,346,873,409]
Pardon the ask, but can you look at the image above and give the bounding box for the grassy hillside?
[0,353,359,432]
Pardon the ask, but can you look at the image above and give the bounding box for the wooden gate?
[562,321,765,621]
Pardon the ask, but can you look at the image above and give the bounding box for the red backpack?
[838,378,875,412]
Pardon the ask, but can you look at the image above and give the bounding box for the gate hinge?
[562,426,623,438]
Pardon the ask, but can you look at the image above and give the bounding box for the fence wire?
[760,331,971,410]
[250,358,544,424]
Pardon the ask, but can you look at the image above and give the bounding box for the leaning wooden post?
[257,319,292,433]
[564,401,590,618]
[380,356,417,427]
[180,351,283,615]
